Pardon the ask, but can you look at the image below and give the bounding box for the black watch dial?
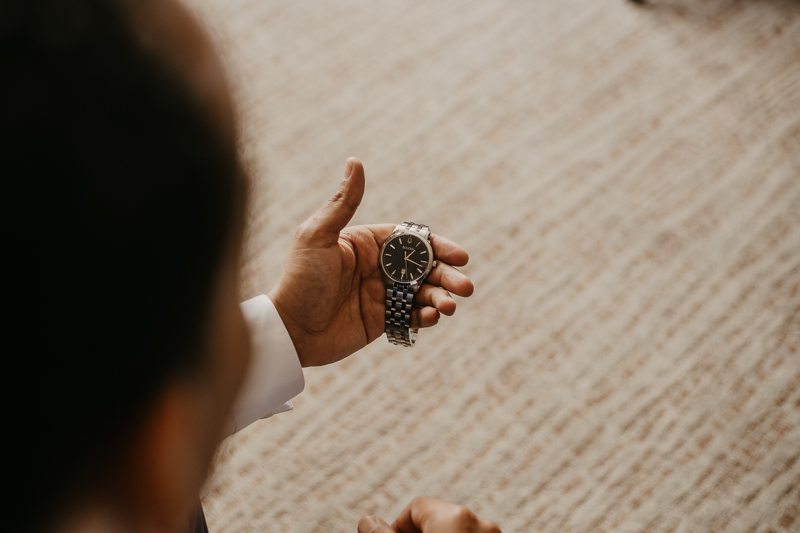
[381,233,432,283]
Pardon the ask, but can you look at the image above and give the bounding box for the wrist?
[267,285,311,367]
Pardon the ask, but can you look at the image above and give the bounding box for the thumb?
[357,516,394,533]
[301,157,365,246]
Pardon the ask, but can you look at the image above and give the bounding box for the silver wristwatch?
[379,222,436,347]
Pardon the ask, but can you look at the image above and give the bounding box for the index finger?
[430,233,469,267]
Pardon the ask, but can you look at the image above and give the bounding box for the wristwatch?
[380,222,436,347]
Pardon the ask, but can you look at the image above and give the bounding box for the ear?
[124,381,213,532]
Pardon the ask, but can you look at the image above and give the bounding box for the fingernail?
[344,158,354,180]
[358,516,378,533]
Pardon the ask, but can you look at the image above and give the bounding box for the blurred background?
[187,0,800,531]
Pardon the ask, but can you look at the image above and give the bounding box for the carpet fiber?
[186,0,800,531]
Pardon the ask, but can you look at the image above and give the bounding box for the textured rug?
[186,0,800,531]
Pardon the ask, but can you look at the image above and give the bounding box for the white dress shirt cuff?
[228,294,304,435]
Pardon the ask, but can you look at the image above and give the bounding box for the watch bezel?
[379,231,434,284]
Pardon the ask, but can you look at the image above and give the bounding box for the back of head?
[0,0,241,530]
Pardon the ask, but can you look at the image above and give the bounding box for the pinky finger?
[411,306,440,329]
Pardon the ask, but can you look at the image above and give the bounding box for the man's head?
[2,0,251,530]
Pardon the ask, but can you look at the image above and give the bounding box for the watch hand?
[407,258,424,268]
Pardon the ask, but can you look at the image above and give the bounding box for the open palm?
[268,158,473,367]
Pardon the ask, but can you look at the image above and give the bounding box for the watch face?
[381,233,433,283]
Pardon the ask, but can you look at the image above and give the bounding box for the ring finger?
[414,284,456,316]
[411,306,440,329]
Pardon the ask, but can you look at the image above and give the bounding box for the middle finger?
[424,261,474,297]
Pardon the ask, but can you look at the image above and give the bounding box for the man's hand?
[268,158,474,367]
[358,497,501,533]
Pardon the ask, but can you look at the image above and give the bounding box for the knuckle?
[328,185,346,205]
[453,506,478,527]
[295,218,327,246]
[295,221,313,241]
[410,495,431,508]
[329,183,360,211]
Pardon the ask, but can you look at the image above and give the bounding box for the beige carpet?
[186,0,800,531]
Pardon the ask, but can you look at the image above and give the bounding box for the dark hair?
[1,1,242,531]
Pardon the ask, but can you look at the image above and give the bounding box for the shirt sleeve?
[226,294,305,435]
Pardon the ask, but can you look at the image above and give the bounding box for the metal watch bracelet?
[384,222,431,347]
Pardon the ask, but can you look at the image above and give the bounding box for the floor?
[187,0,800,531]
